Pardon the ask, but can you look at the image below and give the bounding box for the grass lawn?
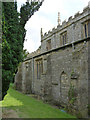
[0,85,77,118]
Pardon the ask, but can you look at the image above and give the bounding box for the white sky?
[17,0,90,53]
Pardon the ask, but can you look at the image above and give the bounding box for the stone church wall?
[50,41,88,117]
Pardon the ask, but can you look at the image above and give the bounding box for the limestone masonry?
[15,2,90,118]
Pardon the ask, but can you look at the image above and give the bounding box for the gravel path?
[2,108,19,118]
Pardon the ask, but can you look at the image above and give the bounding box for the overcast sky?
[17,0,89,53]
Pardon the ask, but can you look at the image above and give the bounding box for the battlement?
[42,2,90,40]
[25,46,41,60]
[74,11,80,18]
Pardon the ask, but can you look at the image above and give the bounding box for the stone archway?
[60,71,69,104]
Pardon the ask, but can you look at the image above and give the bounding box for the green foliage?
[20,0,44,43]
[1,87,76,118]
[2,8,12,99]
[3,2,21,82]
[68,83,77,105]
[71,70,75,77]
[65,83,77,114]
[2,0,44,100]
[10,83,16,90]
[87,104,90,115]
[23,49,29,59]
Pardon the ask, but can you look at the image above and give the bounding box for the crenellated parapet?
[41,2,90,41]
[68,16,73,21]
[25,46,41,60]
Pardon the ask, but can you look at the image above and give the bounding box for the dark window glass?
[84,24,87,38]
[65,34,67,44]
[63,35,64,45]
[61,32,67,45]
[41,61,43,73]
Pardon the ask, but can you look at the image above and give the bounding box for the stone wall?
[50,41,88,117]
[88,40,90,116]
[15,39,89,117]
[15,61,32,94]
[14,63,22,91]
[32,39,88,117]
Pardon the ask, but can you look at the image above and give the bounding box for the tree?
[2,7,12,99]
[23,49,29,60]
[2,0,44,100]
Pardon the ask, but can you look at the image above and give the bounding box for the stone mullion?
[88,21,90,37]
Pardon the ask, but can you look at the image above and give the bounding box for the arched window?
[83,20,90,38]
[60,71,69,104]
[60,31,67,46]
[46,39,51,51]
[36,59,43,79]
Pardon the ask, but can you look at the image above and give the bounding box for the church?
[15,2,90,118]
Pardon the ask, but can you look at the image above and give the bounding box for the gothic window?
[83,20,90,38]
[60,31,67,46]
[36,59,43,79]
[46,39,51,51]
[60,71,69,104]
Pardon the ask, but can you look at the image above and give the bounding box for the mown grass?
[0,85,77,118]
